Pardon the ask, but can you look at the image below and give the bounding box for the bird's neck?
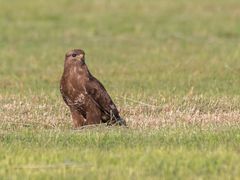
[63,62,91,77]
[79,63,92,77]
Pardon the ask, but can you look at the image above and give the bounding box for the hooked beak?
[76,54,84,61]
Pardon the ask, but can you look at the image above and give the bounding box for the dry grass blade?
[1,94,240,130]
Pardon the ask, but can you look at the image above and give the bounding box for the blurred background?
[0,0,240,98]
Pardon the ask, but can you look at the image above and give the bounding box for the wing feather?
[85,77,120,119]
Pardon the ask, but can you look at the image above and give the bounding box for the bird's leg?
[70,108,85,128]
[86,106,101,125]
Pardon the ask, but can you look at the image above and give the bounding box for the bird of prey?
[60,49,126,127]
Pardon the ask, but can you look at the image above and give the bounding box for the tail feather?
[107,116,126,126]
[115,117,127,126]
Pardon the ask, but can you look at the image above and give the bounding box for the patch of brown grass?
[0,94,240,130]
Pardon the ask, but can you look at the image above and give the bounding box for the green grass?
[0,0,240,179]
[1,0,240,97]
[1,127,240,179]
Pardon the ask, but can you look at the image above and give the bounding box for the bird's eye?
[72,54,77,57]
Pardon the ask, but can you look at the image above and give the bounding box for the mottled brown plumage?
[60,49,126,127]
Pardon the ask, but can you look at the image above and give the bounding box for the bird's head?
[65,49,85,65]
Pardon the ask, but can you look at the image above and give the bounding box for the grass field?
[0,0,240,179]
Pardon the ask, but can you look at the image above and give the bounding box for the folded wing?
[85,77,120,121]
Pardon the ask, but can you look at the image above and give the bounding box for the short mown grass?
[1,127,240,179]
[1,0,240,179]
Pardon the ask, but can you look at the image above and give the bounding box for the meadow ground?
[0,0,240,179]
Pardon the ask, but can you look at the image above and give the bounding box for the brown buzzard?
[60,49,126,127]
